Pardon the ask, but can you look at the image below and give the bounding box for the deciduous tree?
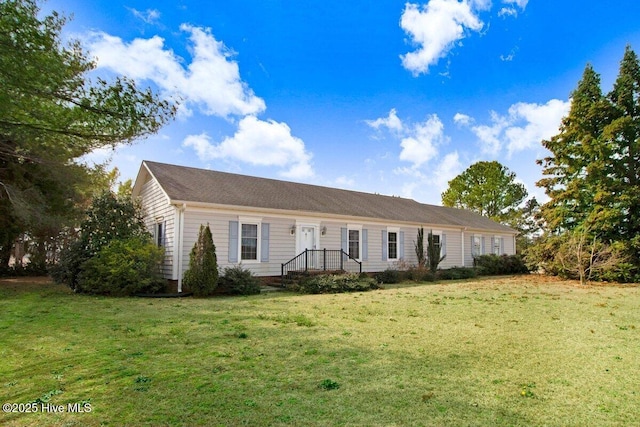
[442,161,527,222]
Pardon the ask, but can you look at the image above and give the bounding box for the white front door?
[300,226,316,251]
[299,226,317,269]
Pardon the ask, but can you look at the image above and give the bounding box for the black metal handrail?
[281,249,362,284]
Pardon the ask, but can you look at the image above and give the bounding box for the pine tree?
[183,224,219,296]
[442,161,527,223]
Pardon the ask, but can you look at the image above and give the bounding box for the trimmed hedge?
[474,254,529,275]
[436,267,478,280]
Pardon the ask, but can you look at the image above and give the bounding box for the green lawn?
[1,276,638,426]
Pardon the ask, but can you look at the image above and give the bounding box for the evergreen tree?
[604,46,640,242]
[414,227,425,268]
[183,224,219,296]
[537,64,608,233]
[0,0,176,267]
[535,46,640,281]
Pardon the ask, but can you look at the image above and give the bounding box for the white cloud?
[399,0,487,76]
[503,0,529,8]
[128,8,161,24]
[182,116,313,179]
[459,99,570,155]
[399,114,446,167]
[367,110,448,168]
[500,46,518,61]
[503,100,570,154]
[365,108,404,134]
[86,25,265,118]
[432,151,462,189]
[393,150,461,204]
[335,176,356,188]
[498,0,529,17]
[453,112,473,126]
[471,111,510,154]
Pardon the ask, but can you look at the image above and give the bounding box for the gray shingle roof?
[143,161,516,233]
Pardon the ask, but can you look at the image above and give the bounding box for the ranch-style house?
[132,161,517,292]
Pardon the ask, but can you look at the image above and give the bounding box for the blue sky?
[46,0,640,205]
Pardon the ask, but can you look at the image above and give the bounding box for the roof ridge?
[143,160,421,205]
[141,161,517,233]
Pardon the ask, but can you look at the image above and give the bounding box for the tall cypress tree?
[537,64,610,233]
[605,46,640,242]
[536,46,640,280]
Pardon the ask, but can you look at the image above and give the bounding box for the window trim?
[347,224,362,261]
[387,227,400,261]
[430,229,443,255]
[238,216,262,263]
[472,235,482,256]
[154,221,165,247]
[493,235,502,255]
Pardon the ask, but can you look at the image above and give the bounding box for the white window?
[348,229,360,259]
[237,217,262,262]
[431,233,441,254]
[241,223,259,261]
[472,235,482,256]
[388,231,398,260]
[493,236,502,255]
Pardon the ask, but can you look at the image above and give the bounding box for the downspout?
[176,203,186,293]
[461,229,465,268]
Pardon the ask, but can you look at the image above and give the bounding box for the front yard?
[1,276,638,426]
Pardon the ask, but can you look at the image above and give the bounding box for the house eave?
[132,161,172,203]
[167,199,517,234]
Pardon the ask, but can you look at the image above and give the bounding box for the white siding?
[139,178,174,279]
[167,201,518,278]
[182,211,297,277]
[440,230,462,268]
[462,232,516,267]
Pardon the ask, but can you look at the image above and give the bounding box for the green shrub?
[406,267,436,282]
[183,224,218,296]
[51,191,149,291]
[426,230,446,273]
[50,239,90,288]
[218,265,261,295]
[523,235,564,276]
[437,267,477,280]
[474,254,529,276]
[374,268,400,284]
[525,233,638,283]
[0,262,48,277]
[291,273,379,294]
[77,236,165,296]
